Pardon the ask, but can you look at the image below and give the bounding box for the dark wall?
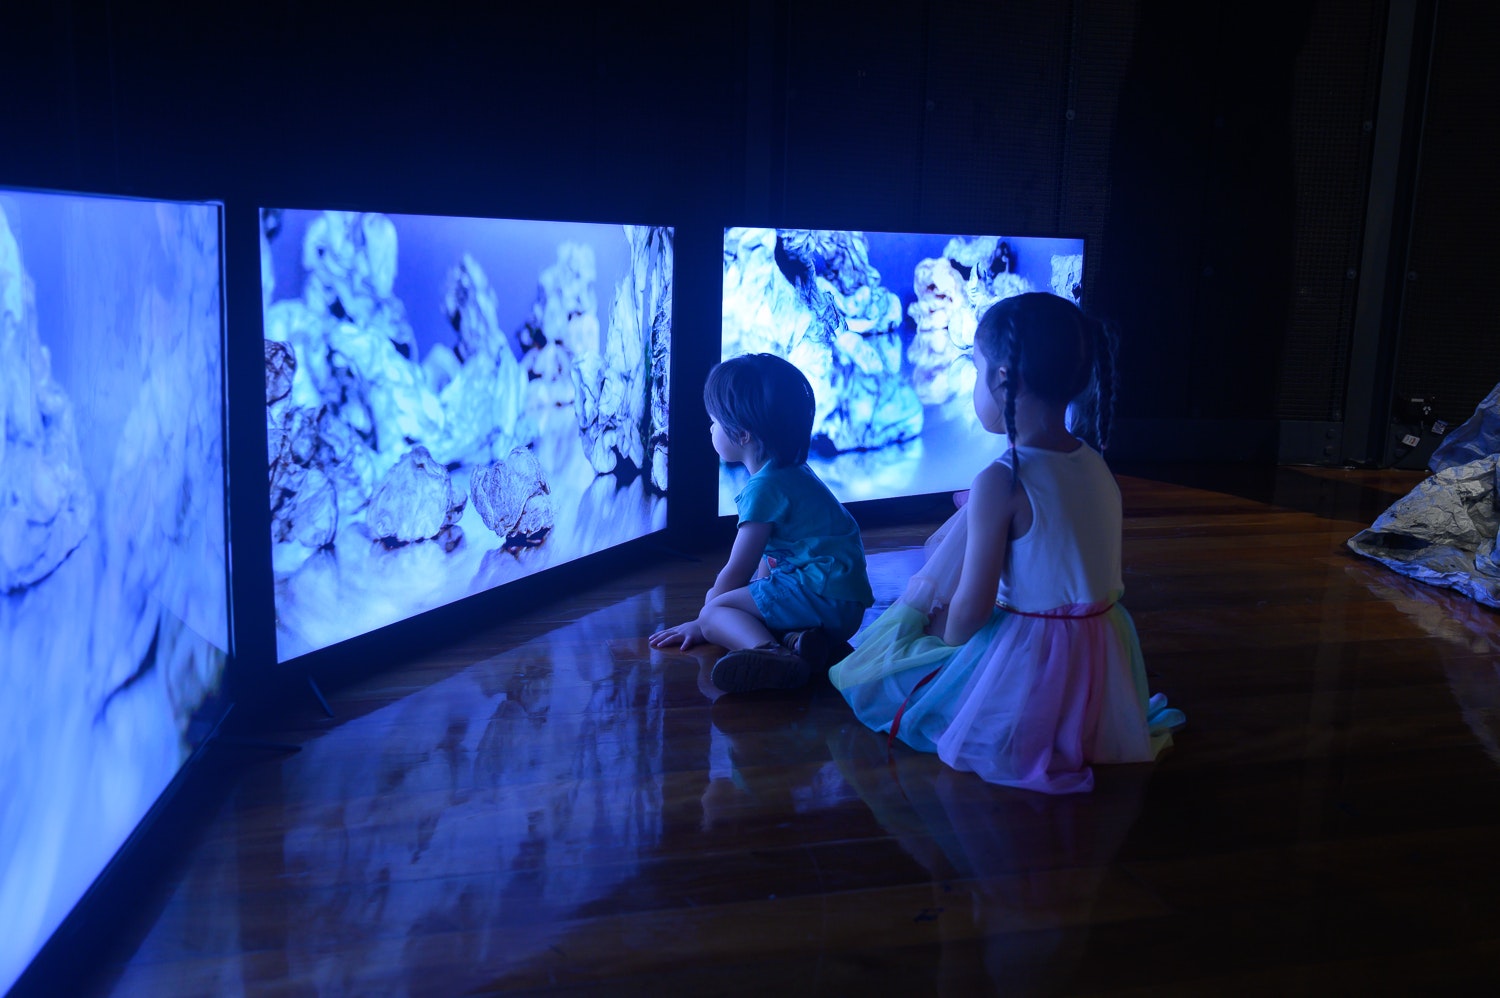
[1100,4,1304,423]
[2,0,1475,672]
[1392,1,1500,430]
[0,0,1403,427]
[0,0,744,219]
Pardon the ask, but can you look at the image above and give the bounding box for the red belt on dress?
[994,599,1117,619]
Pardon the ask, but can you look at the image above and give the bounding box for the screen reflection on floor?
[104,557,1150,995]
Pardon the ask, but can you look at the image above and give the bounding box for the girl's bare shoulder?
[969,459,1017,502]
[968,458,1033,537]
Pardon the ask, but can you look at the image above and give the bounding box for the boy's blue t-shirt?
[736,462,874,606]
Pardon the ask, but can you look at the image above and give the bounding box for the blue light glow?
[0,188,229,993]
[721,228,1085,509]
[262,210,672,661]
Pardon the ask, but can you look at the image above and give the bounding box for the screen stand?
[307,674,334,718]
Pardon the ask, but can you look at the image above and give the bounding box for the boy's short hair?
[704,353,815,466]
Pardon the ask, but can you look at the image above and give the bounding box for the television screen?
[0,189,229,993]
[720,228,1085,510]
[261,210,671,661]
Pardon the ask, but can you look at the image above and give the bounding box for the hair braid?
[1089,316,1117,452]
[1005,324,1022,492]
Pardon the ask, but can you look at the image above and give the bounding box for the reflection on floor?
[83,467,1500,994]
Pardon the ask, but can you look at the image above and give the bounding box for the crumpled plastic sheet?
[1430,382,1500,472]
[1348,384,1500,607]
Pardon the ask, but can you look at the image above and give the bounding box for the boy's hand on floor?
[649,620,707,650]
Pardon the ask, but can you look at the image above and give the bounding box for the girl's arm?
[942,462,1018,646]
[704,521,772,605]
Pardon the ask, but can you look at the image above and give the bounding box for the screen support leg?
[307,674,334,718]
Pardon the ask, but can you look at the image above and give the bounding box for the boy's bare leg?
[699,588,774,651]
[701,587,815,692]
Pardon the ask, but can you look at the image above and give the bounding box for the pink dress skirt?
[831,508,1182,794]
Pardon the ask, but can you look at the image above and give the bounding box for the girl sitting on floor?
[831,292,1183,793]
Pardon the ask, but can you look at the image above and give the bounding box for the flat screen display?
[0,189,229,993]
[262,210,671,661]
[720,228,1085,510]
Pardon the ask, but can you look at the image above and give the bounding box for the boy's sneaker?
[711,643,811,693]
[779,628,853,669]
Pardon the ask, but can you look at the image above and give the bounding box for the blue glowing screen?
[261,210,672,661]
[720,228,1085,510]
[0,188,229,993]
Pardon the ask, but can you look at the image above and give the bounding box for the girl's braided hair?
[974,292,1117,490]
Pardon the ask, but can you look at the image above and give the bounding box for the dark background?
[2,0,1491,441]
[1,0,1494,670]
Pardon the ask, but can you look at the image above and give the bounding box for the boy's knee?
[696,609,731,648]
[705,587,760,615]
[698,602,732,635]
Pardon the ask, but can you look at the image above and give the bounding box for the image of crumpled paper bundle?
[0,206,93,592]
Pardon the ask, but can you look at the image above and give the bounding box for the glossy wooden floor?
[84,466,1500,995]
